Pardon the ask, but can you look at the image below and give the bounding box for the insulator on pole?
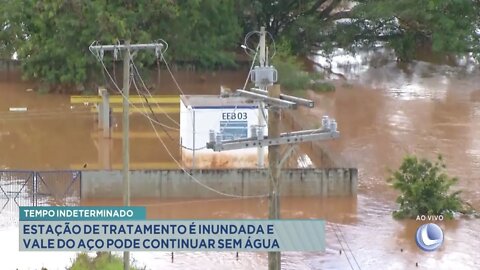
[330,120,337,132]
[322,116,330,130]
[209,130,215,143]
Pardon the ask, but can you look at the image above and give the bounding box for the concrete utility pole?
[267,84,281,270]
[97,87,112,170]
[98,87,111,138]
[257,26,267,168]
[208,83,338,270]
[122,40,131,270]
[89,40,163,270]
[192,110,196,169]
[207,27,339,270]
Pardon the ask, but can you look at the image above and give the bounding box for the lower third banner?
[19,207,325,252]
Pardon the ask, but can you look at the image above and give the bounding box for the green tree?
[0,2,20,59]
[69,252,142,270]
[347,0,480,61]
[168,0,242,69]
[0,0,240,90]
[272,39,333,93]
[2,0,479,87]
[238,0,480,61]
[238,0,347,54]
[388,155,465,219]
[3,0,178,91]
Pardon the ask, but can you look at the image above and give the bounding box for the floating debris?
[9,107,27,112]
[297,154,314,168]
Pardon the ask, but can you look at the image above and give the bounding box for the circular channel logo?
[415,223,444,251]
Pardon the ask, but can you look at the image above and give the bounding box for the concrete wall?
[81,168,357,199]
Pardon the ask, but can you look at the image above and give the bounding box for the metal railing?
[0,170,81,224]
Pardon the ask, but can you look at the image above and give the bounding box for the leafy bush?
[68,252,143,270]
[274,61,311,91]
[388,155,464,219]
[311,81,335,92]
[272,40,334,93]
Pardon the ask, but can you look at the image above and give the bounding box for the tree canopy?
[0,0,479,88]
[0,0,240,89]
[346,0,480,61]
[388,155,466,219]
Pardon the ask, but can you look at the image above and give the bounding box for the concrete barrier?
[81,168,357,199]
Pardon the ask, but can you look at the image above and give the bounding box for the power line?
[154,38,271,159]
[145,107,267,198]
[242,31,277,61]
[329,222,355,270]
[133,77,268,198]
[130,60,206,151]
[336,223,361,270]
[216,43,265,140]
[157,41,186,97]
[156,40,256,136]
[130,59,180,127]
[140,40,209,150]
[131,66,175,141]
[155,41,262,150]
[157,37,265,136]
[90,40,269,198]
[93,53,180,132]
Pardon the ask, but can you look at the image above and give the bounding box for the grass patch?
[68,252,144,270]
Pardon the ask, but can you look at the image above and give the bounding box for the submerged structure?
[179,95,268,168]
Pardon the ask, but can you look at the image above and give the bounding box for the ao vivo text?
[416,215,444,221]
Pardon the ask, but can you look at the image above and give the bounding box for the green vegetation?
[349,0,480,62]
[0,0,240,90]
[387,155,474,220]
[0,0,479,89]
[272,40,334,95]
[239,0,480,60]
[68,252,143,270]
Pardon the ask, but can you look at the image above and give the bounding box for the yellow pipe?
[71,95,180,104]
[90,106,180,113]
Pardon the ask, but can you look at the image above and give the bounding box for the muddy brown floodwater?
[1,58,480,269]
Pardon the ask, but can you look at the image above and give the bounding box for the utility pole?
[257,26,267,168]
[267,84,281,270]
[89,41,164,270]
[122,40,131,270]
[206,28,339,270]
[256,28,281,270]
[208,86,338,270]
[192,110,196,169]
